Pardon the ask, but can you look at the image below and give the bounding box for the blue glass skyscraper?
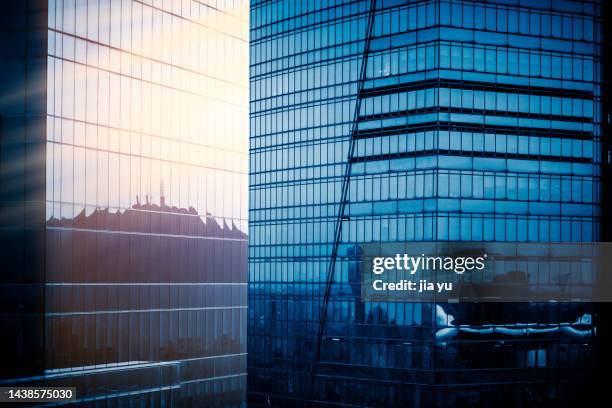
[249,0,603,406]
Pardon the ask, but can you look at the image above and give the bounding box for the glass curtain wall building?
[1,0,249,406]
[249,0,603,406]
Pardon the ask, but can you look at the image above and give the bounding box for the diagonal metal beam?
[305,1,377,405]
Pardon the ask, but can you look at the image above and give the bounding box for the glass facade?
[1,0,249,406]
[249,0,603,406]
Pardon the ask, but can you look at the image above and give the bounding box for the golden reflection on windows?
[46,0,249,231]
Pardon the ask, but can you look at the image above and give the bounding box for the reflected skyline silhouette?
[47,190,247,241]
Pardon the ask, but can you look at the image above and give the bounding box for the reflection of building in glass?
[0,0,248,405]
[249,0,603,406]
